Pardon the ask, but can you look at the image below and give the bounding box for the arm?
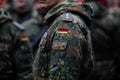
[33,13,94,80]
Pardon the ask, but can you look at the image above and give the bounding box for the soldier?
[87,0,120,80]
[33,0,94,80]
[0,1,33,80]
[9,0,42,54]
[10,0,34,23]
[107,0,120,79]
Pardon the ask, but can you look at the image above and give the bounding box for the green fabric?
[0,12,33,80]
[33,3,94,79]
[44,1,75,20]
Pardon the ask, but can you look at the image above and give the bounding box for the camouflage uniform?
[20,10,42,54]
[10,8,42,54]
[33,0,94,80]
[0,8,33,80]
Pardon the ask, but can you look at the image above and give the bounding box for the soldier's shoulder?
[5,21,25,37]
[60,13,74,22]
[22,19,39,27]
[53,12,87,29]
[56,12,80,24]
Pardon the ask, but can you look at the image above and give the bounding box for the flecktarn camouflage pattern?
[0,8,33,80]
[33,1,94,80]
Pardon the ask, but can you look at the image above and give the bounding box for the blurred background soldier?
[33,0,94,80]
[84,0,120,80]
[0,0,33,80]
[107,0,120,79]
[9,0,42,54]
[10,0,34,23]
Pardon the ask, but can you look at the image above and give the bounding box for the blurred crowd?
[0,0,120,80]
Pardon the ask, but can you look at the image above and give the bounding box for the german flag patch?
[57,29,69,34]
[21,36,28,41]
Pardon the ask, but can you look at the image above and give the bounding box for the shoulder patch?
[61,13,74,22]
[13,21,25,30]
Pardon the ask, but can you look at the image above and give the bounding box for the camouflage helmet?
[0,8,11,22]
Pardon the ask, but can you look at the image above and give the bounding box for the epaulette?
[61,13,74,22]
[13,21,25,30]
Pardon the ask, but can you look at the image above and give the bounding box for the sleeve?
[33,13,94,80]
[33,47,46,80]
[13,30,34,80]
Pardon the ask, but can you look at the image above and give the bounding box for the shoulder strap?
[13,21,25,30]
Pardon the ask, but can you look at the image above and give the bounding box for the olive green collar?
[44,1,74,20]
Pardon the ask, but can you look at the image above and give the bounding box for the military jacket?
[33,1,94,80]
[0,19,33,80]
